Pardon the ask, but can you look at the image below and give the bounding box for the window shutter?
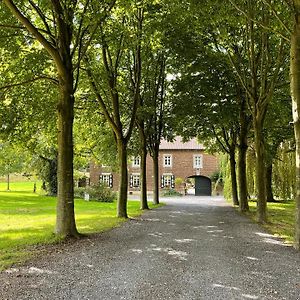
[171,175,175,189]
[161,175,164,188]
[109,175,113,188]
[130,174,133,188]
[99,175,103,183]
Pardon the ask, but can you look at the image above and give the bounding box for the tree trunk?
[229,151,239,206]
[7,174,10,191]
[152,148,159,205]
[238,144,249,211]
[117,138,128,218]
[48,158,58,196]
[254,118,267,223]
[266,163,275,202]
[139,127,149,210]
[238,97,249,212]
[55,73,79,237]
[290,19,300,249]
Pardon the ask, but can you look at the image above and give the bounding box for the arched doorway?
[187,175,212,196]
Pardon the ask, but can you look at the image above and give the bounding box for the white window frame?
[163,173,173,187]
[132,156,141,168]
[193,154,203,169]
[101,173,111,186]
[132,173,140,187]
[163,154,172,167]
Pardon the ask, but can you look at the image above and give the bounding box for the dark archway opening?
[187,175,212,196]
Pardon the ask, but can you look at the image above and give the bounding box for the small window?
[193,155,203,169]
[130,174,140,188]
[161,174,175,189]
[132,174,140,187]
[163,154,172,167]
[100,173,113,188]
[164,175,172,187]
[132,156,141,167]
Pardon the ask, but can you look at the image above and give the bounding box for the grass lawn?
[0,180,43,193]
[246,201,295,244]
[0,182,163,270]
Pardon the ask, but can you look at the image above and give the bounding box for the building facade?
[89,137,219,195]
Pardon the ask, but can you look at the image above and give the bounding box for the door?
[195,176,211,196]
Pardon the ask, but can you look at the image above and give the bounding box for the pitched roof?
[159,137,205,150]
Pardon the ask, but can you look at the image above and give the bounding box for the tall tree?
[85,1,143,217]
[222,0,287,223]
[145,54,169,205]
[171,45,245,207]
[229,0,300,247]
[287,0,300,249]
[2,0,115,236]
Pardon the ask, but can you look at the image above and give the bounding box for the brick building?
[89,137,219,196]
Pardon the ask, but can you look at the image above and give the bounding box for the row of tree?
[1,0,300,250]
[0,0,176,237]
[164,0,300,248]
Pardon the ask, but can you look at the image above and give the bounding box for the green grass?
[246,201,295,244]
[0,185,163,270]
[0,181,43,192]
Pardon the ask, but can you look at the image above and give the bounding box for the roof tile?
[159,137,204,150]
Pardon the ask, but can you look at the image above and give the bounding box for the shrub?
[74,187,86,199]
[86,182,116,202]
[175,177,184,186]
[162,188,182,197]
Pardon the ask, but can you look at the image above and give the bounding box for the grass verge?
[243,201,295,244]
[0,185,163,270]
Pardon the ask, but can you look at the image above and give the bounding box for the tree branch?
[0,76,58,90]
[3,0,61,65]
[84,59,120,136]
[261,0,292,35]
[228,0,290,41]
[28,0,56,44]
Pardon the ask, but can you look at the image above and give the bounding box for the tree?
[2,0,116,236]
[217,0,287,223]
[0,141,26,190]
[264,87,293,202]
[286,0,300,249]
[171,44,245,207]
[228,0,300,247]
[145,53,170,205]
[85,1,142,217]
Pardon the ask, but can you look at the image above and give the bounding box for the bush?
[74,187,86,199]
[162,188,182,197]
[86,182,116,202]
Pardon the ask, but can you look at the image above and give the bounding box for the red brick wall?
[90,150,219,192]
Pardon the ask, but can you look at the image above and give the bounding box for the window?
[132,174,140,187]
[193,155,203,169]
[164,175,172,187]
[161,174,175,188]
[100,173,113,188]
[132,156,141,167]
[130,174,140,188]
[163,154,172,167]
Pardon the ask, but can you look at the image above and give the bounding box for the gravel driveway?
[1,196,300,300]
